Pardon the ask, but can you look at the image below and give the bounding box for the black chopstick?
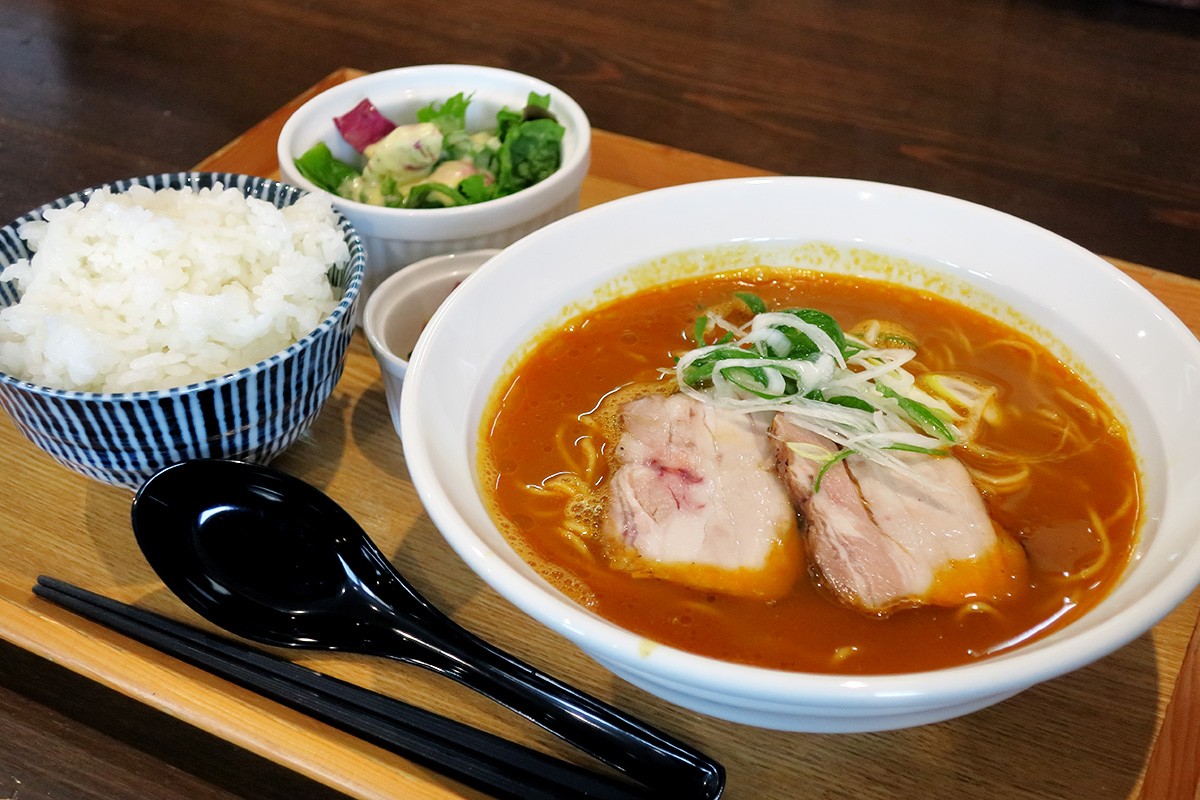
[33,576,649,800]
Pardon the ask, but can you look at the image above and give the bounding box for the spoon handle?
[387,619,725,799]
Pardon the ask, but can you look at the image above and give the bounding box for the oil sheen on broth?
[478,268,1140,674]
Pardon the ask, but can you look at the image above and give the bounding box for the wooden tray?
[1,68,1197,800]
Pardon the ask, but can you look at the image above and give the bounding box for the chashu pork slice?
[604,393,802,599]
[770,413,1025,614]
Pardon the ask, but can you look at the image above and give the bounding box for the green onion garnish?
[674,295,962,475]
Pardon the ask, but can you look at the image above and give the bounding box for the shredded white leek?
[672,297,964,474]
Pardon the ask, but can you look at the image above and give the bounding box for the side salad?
[294,92,565,209]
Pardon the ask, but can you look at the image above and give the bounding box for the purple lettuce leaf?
[334,98,396,152]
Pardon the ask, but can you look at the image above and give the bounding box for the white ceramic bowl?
[363,248,498,441]
[400,176,1200,732]
[277,64,590,308]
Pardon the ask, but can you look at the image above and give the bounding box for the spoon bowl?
[131,459,724,799]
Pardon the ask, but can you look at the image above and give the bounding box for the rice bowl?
[0,172,365,489]
[0,182,347,393]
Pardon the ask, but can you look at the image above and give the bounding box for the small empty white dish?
[363,248,499,441]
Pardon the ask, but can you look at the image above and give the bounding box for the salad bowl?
[278,64,591,306]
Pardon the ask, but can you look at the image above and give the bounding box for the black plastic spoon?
[130,459,725,799]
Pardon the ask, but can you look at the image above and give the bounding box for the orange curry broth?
[478,269,1140,674]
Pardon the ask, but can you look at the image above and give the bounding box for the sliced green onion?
[745,312,847,367]
[679,346,760,386]
[815,448,855,492]
[884,442,950,456]
[877,383,956,442]
[813,392,876,413]
[722,365,776,398]
[785,441,854,494]
[781,308,848,358]
[786,441,836,462]
[735,291,768,315]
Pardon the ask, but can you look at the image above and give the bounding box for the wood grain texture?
[0,26,1198,799]
[1,1,1198,278]
[0,639,350,800]
[1139,612,1200,800]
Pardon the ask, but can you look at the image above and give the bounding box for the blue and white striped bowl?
[0,172,366,490]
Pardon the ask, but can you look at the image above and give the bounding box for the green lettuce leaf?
[416,92,471,136]
[293,142,360,194]
[493,117,565,196]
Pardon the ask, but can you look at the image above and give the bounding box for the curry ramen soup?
[479,268,1140,674]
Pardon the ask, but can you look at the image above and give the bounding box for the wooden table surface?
[1,3,1199,798]
[2,1,1199,283]
[1,63,1198,800]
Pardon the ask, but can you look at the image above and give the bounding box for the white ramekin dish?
[363,248,499,442]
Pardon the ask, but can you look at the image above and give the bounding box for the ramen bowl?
[401,177,1200,732]
[277,64,591,308]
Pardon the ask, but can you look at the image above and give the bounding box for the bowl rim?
[402,174,1200,707]
[0,170,366,401]
[275,63,592,221]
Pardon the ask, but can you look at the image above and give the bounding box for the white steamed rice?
[0,183,349,393]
